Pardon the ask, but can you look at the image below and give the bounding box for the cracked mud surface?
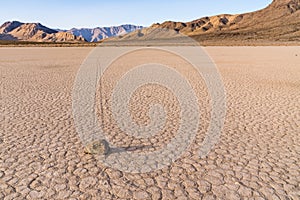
[0,47,299,199]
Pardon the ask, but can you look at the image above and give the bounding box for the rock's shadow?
[106,144,156,157]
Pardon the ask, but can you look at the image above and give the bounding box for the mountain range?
[64,25,143,42]
[108,0,300,45]
[0,21,86,42]
[0,22,143,43]
[0,0,299,44]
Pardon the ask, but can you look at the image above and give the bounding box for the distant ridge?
[65,25,143,42]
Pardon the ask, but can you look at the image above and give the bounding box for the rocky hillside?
[66,25,143,42]
[114,0,300,45]
[0,21,86,42]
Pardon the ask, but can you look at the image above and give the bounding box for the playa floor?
[0,47,299,199]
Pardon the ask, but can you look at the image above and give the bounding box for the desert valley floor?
[0,47,299,199]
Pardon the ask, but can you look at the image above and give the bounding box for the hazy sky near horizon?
[1,0,272,29]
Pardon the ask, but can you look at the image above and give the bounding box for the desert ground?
[0,46,299,199]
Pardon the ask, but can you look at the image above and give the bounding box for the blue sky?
[1,0,272,29]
